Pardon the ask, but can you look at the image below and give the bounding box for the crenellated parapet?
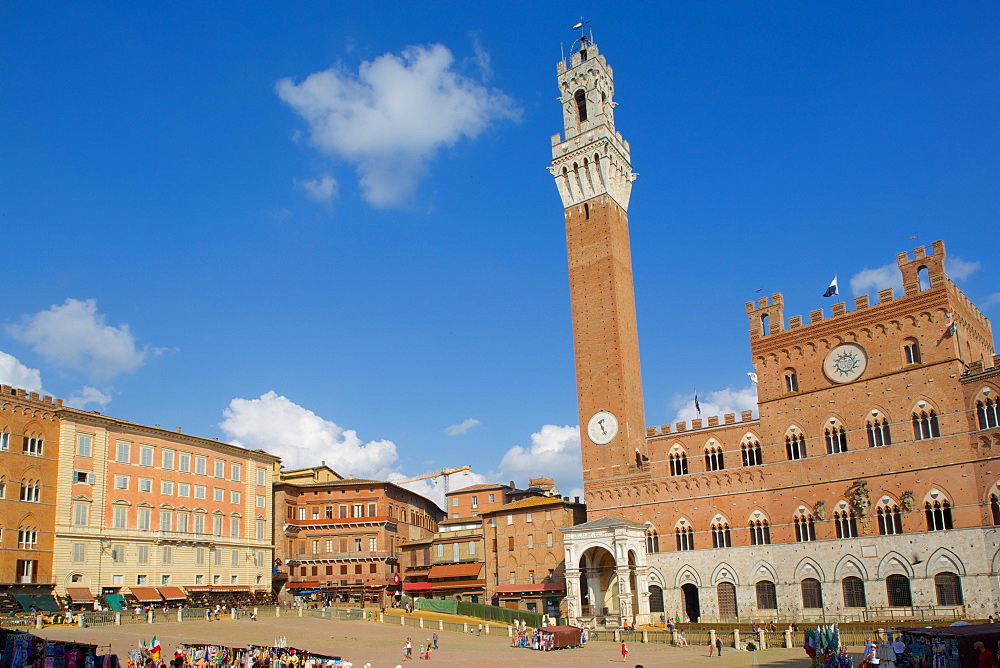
[1,384,63,409]
[745,294,784,339]
[647,410,756,437]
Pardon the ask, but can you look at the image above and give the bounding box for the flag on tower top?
[823,275,839,298]
[694,390,701,416]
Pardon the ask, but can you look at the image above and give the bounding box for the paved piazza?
[32,616,816,667]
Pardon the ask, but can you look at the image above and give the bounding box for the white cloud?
[66,386,112,410]
[982,293,1000,310]
[945,256,981,282]
[296,174,338,204]
[494,424,582,494]
[276,43,520,208]
[672,385,758,423]
[219,391,399,478]
[6,299,150,381]
[444,418,480,436]
[849,262,903,298]
[0,351,43,392]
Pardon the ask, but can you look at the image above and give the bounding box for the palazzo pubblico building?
[551,36,1000,625]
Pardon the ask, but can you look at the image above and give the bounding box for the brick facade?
[0,386,61,592]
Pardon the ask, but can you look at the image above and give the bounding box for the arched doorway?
[681,583,700,622]
[648,585,664,613]
[579,546,618,617]
[717,582,737,619]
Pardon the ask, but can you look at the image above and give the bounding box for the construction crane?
[395,466,471,494]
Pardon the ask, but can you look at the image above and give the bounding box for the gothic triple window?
[786,432,807,460]
[704,446,725,472]
[977,397,999,430]
[912,408,940,440]
[675,525,694,551]
[711,522,731,548]
[741,438,763,467]
[825,423,848,454]
[866,418,892,447]
[834,509,859,538]
[645,529,660,553]
[925,499,953,531]
[794,514,816,542]
[877,505,903,535]
[749,519,770,545]
[669,451,689,476]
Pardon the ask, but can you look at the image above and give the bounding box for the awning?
[428,563,483,579]
[66,588,95,603]
[286,582,321,589]
[429,579,486,590]
[210,586,250,593]
[403,569,430,578]
[185,586,212,593]
[157,587,187,601]
[129,587,163,603]
[103,593,127,610]
[13,594,61,612]
[402,582,434,592]
[494,583,565,595]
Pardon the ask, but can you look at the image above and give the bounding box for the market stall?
[0,629,106,668]
[894,622,1000,667]
[178,642,350,667]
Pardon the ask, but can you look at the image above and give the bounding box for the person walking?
[715,637,723,656]
[432,633,438,650]
[708,640,714,657]
[975,641,995,668]
[620,641,629,662]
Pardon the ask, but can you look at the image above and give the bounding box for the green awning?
[13,594,60,612]
[103,593,128,610]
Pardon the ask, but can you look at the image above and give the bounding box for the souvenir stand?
[533,626,582,651]
[803,624,851,668]
[894,622,1000,668]
[177,641,347,667]
[0,628,106,668]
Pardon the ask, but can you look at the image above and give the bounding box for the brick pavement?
[33,616,816,667]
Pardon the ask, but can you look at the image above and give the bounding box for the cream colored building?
[52,408,281,605]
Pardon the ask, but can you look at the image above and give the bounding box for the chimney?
[574,497,580,503]
[509,480,515,489]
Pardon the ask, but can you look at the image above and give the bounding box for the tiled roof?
[481,495,573,513]
[449,483,510,494]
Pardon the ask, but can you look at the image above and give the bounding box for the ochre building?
[552,35,1000,625]
[53,408,281,608]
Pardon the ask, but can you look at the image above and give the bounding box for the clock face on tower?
[587,411,619,445]
[823,343,868,383]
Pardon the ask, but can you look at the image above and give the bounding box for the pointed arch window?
[784,370,799,393]
[903,340,921,364]
[842,576,866,608]
[669,451,688,476]
[755,580,777,609]
[866,418,892,447]
[794,514,816,542]
[675,526,694,551]
[990,494,1000,526]
[934,572,963,605]
[786,433,806,460]
[835,509,859,538]
[886,574,913,607]
[978,398,999,430]
[800,578,823,609]
[924,500,953,531]
[912,409,940,440]
[19,480,40,503]
[711,522,731,548]
[877,505,903,535]
[705,446,725,472]
[741,440,763,467]
[645,529,660,553]
[825,425,848,454]
[749,520,770,545]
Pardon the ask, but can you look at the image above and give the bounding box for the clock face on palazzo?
[823,343,868,383]
[587,411,619,445]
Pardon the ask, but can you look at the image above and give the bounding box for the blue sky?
[2,2,997,506]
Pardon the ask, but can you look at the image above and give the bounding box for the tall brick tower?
[550,33,646,484]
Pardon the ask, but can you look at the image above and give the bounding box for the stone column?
[616,566,634,621]
[565,567,582,620]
